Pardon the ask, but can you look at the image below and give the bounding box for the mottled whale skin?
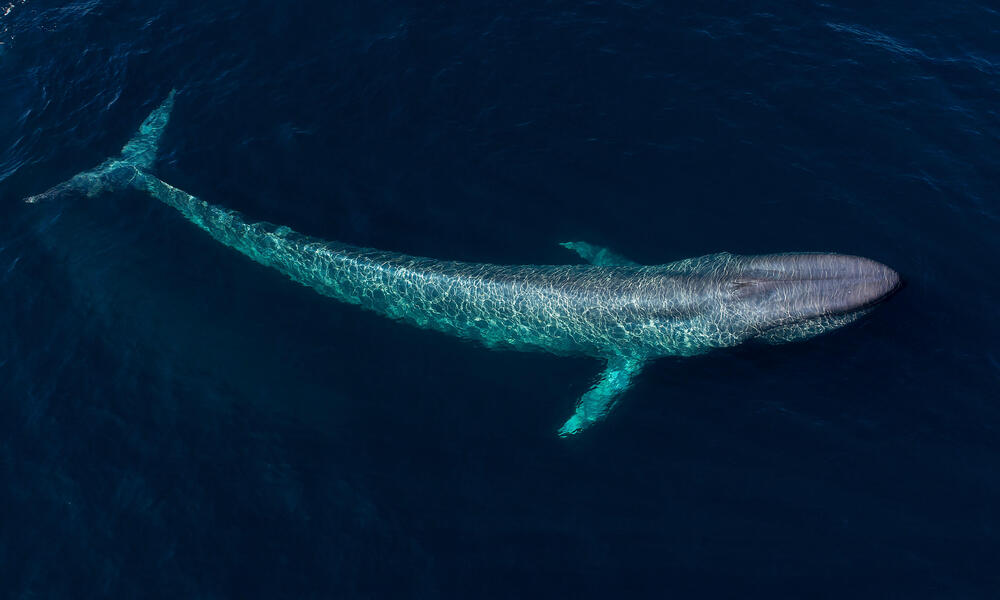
[28,92,902,436]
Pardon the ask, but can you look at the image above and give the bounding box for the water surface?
[1,1,998,597]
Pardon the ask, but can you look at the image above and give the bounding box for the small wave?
[0,158,21,184]
[826,22,929,60]
[826,20,1000,78]
[0,0,29,48]
[1,0,28,20]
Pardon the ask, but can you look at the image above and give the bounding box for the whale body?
[28,91,902,435]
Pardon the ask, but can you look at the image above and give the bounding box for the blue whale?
[28,92,902,435]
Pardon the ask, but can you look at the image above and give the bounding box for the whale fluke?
[25,89,177,204]
[120,89,177,171]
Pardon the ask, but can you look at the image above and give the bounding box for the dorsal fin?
[559,241,639,266]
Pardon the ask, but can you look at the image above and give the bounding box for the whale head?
[726,253,902,343]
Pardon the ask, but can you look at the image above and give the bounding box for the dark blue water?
[2,1,999,597]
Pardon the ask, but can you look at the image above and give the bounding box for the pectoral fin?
[559,356,645,437]
[559,241,639,266]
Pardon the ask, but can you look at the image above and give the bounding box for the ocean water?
[1,0,998,597]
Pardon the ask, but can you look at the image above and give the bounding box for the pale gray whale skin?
[27,92,902,436]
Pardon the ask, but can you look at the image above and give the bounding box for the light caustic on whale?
[28,91,903,436]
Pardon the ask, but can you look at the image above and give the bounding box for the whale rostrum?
[28,92,902,436]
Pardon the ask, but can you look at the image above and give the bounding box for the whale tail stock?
[26,90,647,438]
[25,89,177,204]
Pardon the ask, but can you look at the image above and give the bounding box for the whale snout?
[856,257,902,307]
[735,253,902,318]
[798,253,901,311]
